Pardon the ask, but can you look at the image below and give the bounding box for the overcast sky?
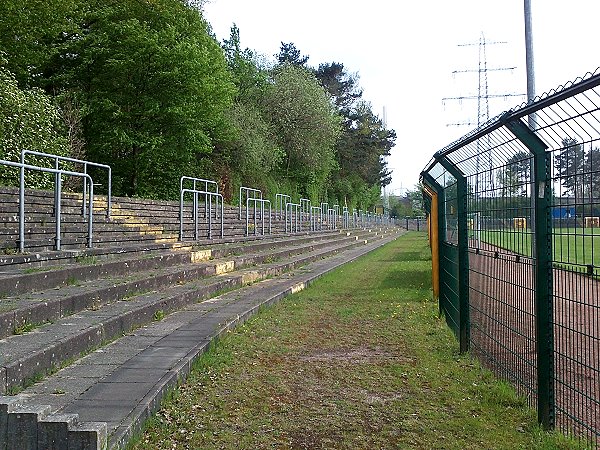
[202,0,600,195]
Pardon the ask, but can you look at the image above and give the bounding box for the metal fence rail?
[285,202,301,233]
[1,159,94,251]
[246,198,271,236]
[310,206,322,231]
[275,193,291,220]
[179,188,223,241]
[421,68,600,445]
[22,149,111,218]
[180,176,219,219]
[239,186,262,220]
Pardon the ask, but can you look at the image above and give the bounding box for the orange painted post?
[424,185,440,299]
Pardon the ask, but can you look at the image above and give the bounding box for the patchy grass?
[131,232,580,450]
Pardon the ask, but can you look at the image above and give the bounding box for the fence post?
[506,117,554,430]
[422,173,445,301]
[437,156,470,354]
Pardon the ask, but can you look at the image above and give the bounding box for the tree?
[554,137,585,197]
[0,60,69,188]
[264,63,340,199]
[315,62,362,113]
[60,0,236,198]
[0,0,78,89]
[584,146,600,199]
[337,101,395,187]
[497,151,530,197]
[275,42,309,66]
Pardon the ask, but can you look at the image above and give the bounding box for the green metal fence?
[422,69,600,445]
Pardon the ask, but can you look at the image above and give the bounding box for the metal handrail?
[342,206,349,228]
[310,206,322,231]
[285,202,301,233]
[333,205,340,228]
[245,198,271,236]
[179,188,223,241]
[300,198,311,226]
[1,159,94,252]
[327,208,337,230]
[239,186,262,219]
[275,193,291,220]
[21,150,111,218]
[180,176,219,220]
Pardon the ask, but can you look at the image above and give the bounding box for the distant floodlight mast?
[524,0,536,127]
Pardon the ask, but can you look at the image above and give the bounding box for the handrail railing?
[275,193,291,220]
[246,198,271,236]
[1,159,94,252]
[327,208,337,230]
[179,188,223,241]
[180,176,219,218]
[320,202,328,229]
[285,202,301,233]
[239,186,262,220]
[332,205,340,229]
[21,150,111,218]
[300,198,311,226]
[310,206,322,231]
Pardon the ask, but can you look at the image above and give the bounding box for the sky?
[202,0,600,196]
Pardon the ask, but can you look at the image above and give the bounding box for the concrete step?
[0,228,403,449]
[0,229,391,395]
[0,230,356,299]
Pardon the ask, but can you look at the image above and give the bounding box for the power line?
[443,33,526,194]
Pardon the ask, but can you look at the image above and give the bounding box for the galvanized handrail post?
[310,206,320,231]
[276,194,291,220]
[180,176,219,224]
[4,159,94,252]
[437,155,470,354]
[286,202,300,233]
[300,198,310,231]
[55,173,62,250]
[246,198,271,236]
[239,186,262,220]
[22,150,112,218]
[179,187,223,241]
[505,117,554,430]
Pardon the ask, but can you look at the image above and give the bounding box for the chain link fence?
[422,69,600,445]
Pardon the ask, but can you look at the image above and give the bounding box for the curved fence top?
[422,67,600,182]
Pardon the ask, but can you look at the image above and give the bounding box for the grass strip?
[131,231,581,449]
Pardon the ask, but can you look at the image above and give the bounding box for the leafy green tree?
[497,151,530,197]
[315,63,394,208]
[0,60,68,188]
[60,0,236,198]
[0,0,78,88]
[584,146,600,199]
[215,24,282,197]
[555,137,585,197]
[315,62,362,113]
[337,101,394,186]
[264,63,341,198]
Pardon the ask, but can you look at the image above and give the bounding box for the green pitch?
[477,227,600,275]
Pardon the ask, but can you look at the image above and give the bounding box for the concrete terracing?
[0,186,403,449]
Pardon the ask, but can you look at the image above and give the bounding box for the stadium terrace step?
[0,228,391,393]
[0,227,402,449]
[0,186,328,254]
[0,185,401,449]
[0,231,367,325]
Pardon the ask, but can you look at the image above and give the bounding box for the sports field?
[478,227,600,274]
